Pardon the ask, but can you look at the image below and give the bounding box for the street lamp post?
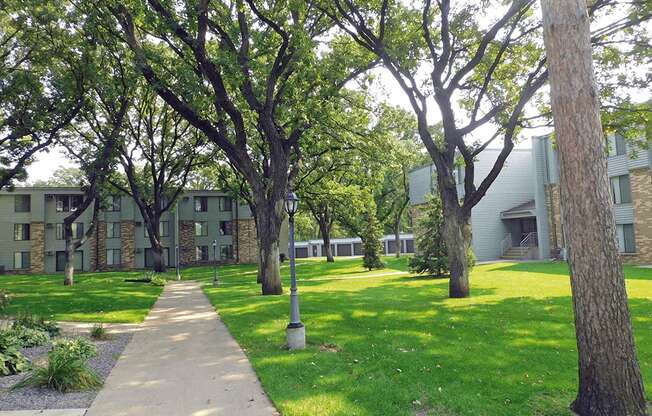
[212,240,218,286]
[285,191,305,350]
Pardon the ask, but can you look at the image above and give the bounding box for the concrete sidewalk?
[86,281,278,416]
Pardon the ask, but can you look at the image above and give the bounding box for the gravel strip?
[0,332,132,411]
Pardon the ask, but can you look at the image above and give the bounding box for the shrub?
[13,312,60,337]
[0,330,30,376]
[409,196,475,277]
[52,337,97,361]
[14,347,101,392]
[90,323,110,340]
[362,213,385,271]
[149,275,167,287]
[11,326,50,348]
[0,290,10,313]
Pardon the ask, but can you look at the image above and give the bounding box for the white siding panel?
[608,155,629,177]
[409,165,434,205]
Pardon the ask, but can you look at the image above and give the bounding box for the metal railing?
[520,232,538,249]
[500,234,513,256]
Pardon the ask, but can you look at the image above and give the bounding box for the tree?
[541,1,647,414]
[31,167,86,187]
[110,88,208,273]
[362,212,384,271]
[0,0,88,189]
[325,0,651,298]
[104,1,373,294]
[409,196,447,277]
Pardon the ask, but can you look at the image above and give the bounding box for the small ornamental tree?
[410,196,475,277]
[410,196,447,277]
[362,213,384,271]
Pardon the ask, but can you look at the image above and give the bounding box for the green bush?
[11,326,50,347]
[149,275,167,287]
[13,312,60,337]
[52,337,97,361]
[362,213,385,271]
[0,330,30,376]
[0,290,10,313]
[409,196,475,277]
[90,323,110,340]
[14,346,101,392]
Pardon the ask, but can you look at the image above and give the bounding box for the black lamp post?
[212,239,218,286]
[284,191,305,349]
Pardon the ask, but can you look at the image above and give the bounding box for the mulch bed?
[0,331,132,411]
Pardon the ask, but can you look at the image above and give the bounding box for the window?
[194,196,208,212]
[56,251,83,272]
[617,224,636,253]
[611,175,632,204]
[144,221,169,238]
[55,195,83,212]
[196,246,209,261]
[107,222,121,239]
[609,134,627,157]
[195,221,208,237]
[219,197,232,212]
[106,249,122,266]
[106,195,121,212]
[14,195,30,212]
[55,223,84,240]
[220,244,233,260]
[144,248,169,268]
[14,252,30,269]
[219,220,232,236]
[14,224,30,241]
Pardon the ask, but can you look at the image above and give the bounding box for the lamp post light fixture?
[212,239,218,286]
[284,191,305,350]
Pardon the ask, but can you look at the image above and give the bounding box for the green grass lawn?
[186,257,652,416]
[0,270,164,323]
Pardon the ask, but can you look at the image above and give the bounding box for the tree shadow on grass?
[204,273,652,416]
[487,261,652,281]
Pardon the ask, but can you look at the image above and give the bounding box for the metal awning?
[500,200,536,219]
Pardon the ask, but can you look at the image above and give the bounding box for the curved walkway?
[86,281,278,416]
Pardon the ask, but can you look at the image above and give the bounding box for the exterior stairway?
[501,246,530,260]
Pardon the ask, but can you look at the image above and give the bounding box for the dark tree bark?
[307,201,335,262]
[541,1,647,414]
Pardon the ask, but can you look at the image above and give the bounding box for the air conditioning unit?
[45,194,54,200]
[45,251,54,256]
[135,221,142,227]
[46,223,54,229]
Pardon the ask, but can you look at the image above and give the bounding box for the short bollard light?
[284,191,305,350]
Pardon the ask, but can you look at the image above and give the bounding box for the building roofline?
[408,147,534,174]
[1,186,230,194]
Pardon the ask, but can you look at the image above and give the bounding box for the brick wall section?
[627,167,652,264]
[29,221,45,274]
[89,221,107,271]
[120,221,136,269]
[235,219,258,264]
[544,183,564,256]
[179,220,196,265]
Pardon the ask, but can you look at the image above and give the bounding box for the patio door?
[56,251,83,272]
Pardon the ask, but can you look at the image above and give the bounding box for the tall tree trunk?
[253,196,284,295]
[64,236,75,286]
[317,213,334,262]
[144,215,166,273]
[440,186,472,298]
[541,2,647,415]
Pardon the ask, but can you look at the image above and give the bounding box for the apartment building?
[409,134,652,264]
[0,187,286,274]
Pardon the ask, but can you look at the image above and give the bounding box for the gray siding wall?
[408,148,536,262]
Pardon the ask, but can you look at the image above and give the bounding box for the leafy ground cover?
[187,257,652,416]
[0,271,163,323]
